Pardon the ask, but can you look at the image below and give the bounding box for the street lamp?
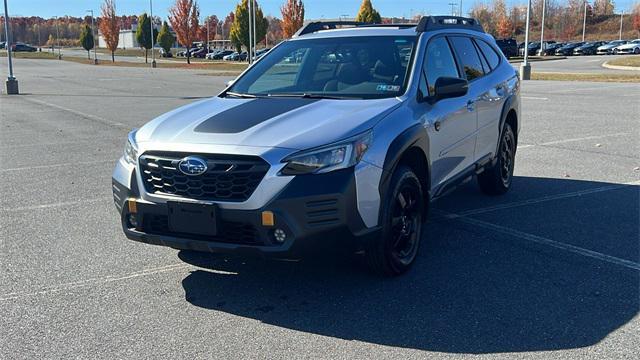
[582,1,588,42]
[53,15,61,59]
[539,0,546,56]
[149,0,156,68]
[3,0,18,94]
[619,10,624,41]
[87,10,98,64]
[520,0,532,80]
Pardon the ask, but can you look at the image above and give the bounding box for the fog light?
[273,228,286,243]
[128,213,138,228]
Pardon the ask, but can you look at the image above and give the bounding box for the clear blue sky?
[7,0,637,21]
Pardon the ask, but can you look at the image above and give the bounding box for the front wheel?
[478,124,516,195]
[365,166,424,276]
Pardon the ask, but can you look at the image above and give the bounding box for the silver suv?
[112,16,520,276]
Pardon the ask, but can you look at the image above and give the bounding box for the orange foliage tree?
[493,0,513,38]
[169,0,200,64]
[633,3,640,36]
[280,0,305,38]
[99,0,120,62]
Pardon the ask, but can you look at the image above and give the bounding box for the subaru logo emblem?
[178,156,208,176]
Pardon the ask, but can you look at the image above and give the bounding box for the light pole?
[520,0,532,80]
[619,10,624,40]
[206,16,209,54]
[459,0,463,17]
[539,0,546,56]
[87,10,98,64]
[149,0,156,68]
[3,0,18,94]
[582,1,587,42]
[252,0,256,61]
[53,15,61,59]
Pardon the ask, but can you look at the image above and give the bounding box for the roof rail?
[416,16,484,33]
[293,21,366,37]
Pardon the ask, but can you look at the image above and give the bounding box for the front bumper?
[113,167,378,259]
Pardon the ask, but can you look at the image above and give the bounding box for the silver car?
[112,16,521,275]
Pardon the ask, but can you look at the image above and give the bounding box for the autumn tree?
[592,0,615,16]
[469,3,495,35]
[222,12,235,40]
[281,0,304,38]
[355,0,382,24]
[136,13,157,63]
[169,0,200,64]
[633,3,640,36]
[79,24,94,59]
[229,0,269,53]
[99,0,120,62]
[493,0,513,38]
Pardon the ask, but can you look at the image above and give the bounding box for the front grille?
[143,214,263,245]
[139,152,269,202]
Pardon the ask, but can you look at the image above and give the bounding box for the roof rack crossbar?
[293,21,366,37]
[416,16,484,33]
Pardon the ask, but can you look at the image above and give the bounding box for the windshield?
[227,36,416,99]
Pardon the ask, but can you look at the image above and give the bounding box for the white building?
[98,23,179,49]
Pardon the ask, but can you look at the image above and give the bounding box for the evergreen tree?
[157,21,175,54]
[229,0,269,53]
[136,13,158,63]
[79,24,94,59]
[355,0,382,24]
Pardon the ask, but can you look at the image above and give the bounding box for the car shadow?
[178,176,639,354]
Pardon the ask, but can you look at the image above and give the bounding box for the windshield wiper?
[265,93,358,100]
[224,91,257,98]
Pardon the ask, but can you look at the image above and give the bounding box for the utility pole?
[3,0,18,94]
[206,16,209,55]
[582,1,587,42]
[87,10,98,64]
[520,0,532,80]
[54,16,61,59]
[460,0,463,17]
[448,2,457,16]
[619,10,624,41]
[539,0,546,56]
[150,0,156,68]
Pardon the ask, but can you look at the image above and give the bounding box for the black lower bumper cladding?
[115,168,379,258]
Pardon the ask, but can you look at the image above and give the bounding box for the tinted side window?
[422,37,459,96]
[449,36,485,81]
[475,39,501,71]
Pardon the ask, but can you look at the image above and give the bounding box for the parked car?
[223,51,239,61]
[0,41,5,49]
[12,43,37,52]
[519,41,540,56]
[238,51,248,61]
[555,42,584,56]
[191,47,209,58]
[537,42,564,56]
[112,16,521,276]
[573,41,606,55]
[614,39,640,55]
[495,38,518,58]
[209,50,234,60]
[596,40,627,55]
[159,48,173,58]
[253,48,271,61]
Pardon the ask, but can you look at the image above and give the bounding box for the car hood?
[135,96,402,150]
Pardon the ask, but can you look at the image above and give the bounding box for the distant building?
[98,23,177,49]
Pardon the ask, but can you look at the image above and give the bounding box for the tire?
[365,165,425,276]
[634,48,640,55]
[478,123,516,196]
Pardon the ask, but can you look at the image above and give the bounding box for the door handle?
[466,100,475,112]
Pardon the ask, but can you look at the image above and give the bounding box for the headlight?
[280,131,372,175]
[123,131,138,165]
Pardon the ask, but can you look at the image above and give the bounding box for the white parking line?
[539,132,628,146]
[521,96,549,100]
[437,180,640,219]
[1,197,111,213]
[1,159,114,172]
[434,210,640,271]
[20,97,130,130]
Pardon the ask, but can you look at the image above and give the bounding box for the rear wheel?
[365,166,424,276]
[478,123,516,195]
[634,48,640,54]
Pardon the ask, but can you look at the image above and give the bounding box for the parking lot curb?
[602,62,640,71]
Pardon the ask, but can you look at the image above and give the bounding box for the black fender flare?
[495,94,519,156]
[377,124,430,224]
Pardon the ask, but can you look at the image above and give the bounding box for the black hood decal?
[194,97,319,134]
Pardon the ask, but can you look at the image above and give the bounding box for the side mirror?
[433,77,468,101]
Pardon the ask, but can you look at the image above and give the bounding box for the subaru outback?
[112,16,520,276]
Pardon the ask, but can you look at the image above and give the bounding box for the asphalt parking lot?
[1,58,638,359]
[511,54,635,74]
